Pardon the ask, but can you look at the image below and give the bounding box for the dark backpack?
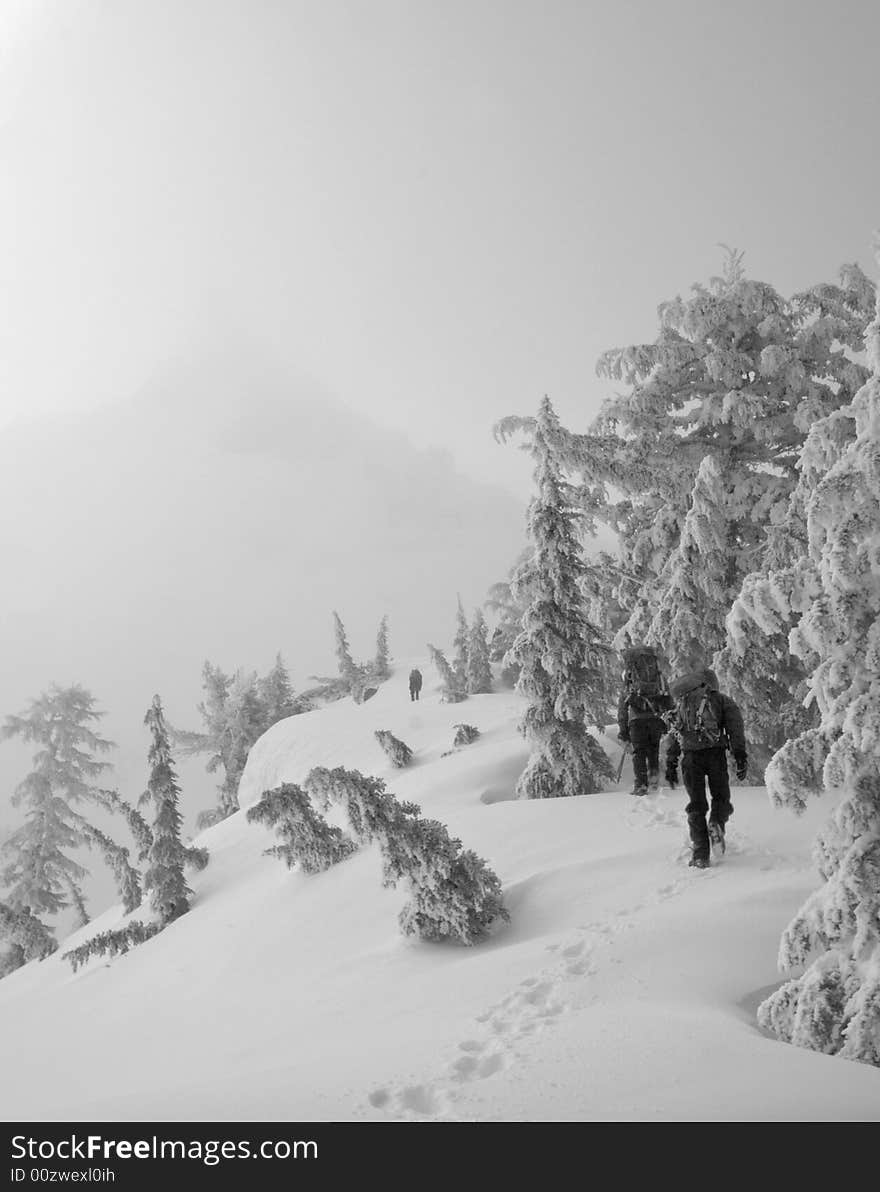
[622,646,667,714]
[669,673,722,749]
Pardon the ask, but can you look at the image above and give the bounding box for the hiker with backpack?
[408,668,423,701]
[617,645,673,796]
[663,667,748,869]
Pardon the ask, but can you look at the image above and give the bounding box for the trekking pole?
[615,742,630,784]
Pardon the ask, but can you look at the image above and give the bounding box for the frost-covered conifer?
[305,766,508,944]
[259,654,299,723]
[0,902,57,977]
[0,685,142,967]
[715,563,818,777]
[756,264,880,1066]
[466,609,493,694]
[427,644,467,703]
[305,766,419,851]
[246,783,358,873]
[175,663,270,828]
[374,729,414,767]
[497,256,875,758]
[74,820,141,915]
[396,817,508,944]
[333,611,359,688]
[646,454,730,672]
[453,724,480,747]
[62,920,161,973]
[484,549,535,687]
[505,398,613,798]
[452,596,470,687]
[141,695,194,926]
[374,616,391,681]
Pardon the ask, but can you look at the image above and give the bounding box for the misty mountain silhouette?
[0,340,525,852]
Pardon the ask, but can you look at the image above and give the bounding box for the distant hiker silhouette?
[408,668,423,701]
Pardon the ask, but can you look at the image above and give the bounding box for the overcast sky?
[1,0,878,499]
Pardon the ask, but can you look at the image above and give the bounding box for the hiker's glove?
[734,753,748,781]
[665,762,678,789]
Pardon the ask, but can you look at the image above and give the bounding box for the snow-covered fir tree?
[505,397,613,798]
[579,551,633,715]
[466,608,493,694]
[427,644,467,702]
[0,902,57,977]
[305,766,508,944]
[373,615,391,681]
[246,783,358,873]
[755,263,880,1066]
[0,685,141,972]
[62,920,161,973]
[715,558,818,777]
[218,671,270,819]
[452,596,470,688]
[258,654,299,723]
[374,729,414,767]
[453,723,480,747]
[333,611,359,689]
[645,453,730,673]
[484,548,535,687]
[142,695,195,926]
[175,662,275,829]
[75,821,141,916]
[497,255,875,761]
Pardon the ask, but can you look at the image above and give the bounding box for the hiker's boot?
[631,783,648,797]
[647,766,660,793]
[708,821,726,856]
[687,811,710,868]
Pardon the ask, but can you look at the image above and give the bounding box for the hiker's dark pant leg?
[705,747,733,826]
[630,718,664,789]
[682,749,710,852]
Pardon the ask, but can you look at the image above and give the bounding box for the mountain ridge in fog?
[0,341,526,893]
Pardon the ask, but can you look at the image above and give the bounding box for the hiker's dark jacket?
[666,690,746,764]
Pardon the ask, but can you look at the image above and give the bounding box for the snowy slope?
[0,662,878,1123]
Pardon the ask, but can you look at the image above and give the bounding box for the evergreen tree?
[715,562,818,778]
[221,672,269,817]
[62,920,161,973]
[452,596,470,687]
[333,611,359,689]
[0,901,57,977]
[0,685,142,972]
[645,453,730,673]
[505,398,613,799]
[306,766,509,944]
[466,608,493,694]
[374,729,414,767]
[174,663,271,829]
[374,616,391,681]
[74,820,141,915]
[484,549,535,686]
[427,644,467,703]
[497,255,875,759]
[453,724,480,747]
[246,783,358,873]
[258,654,298,723]
[756,264,880,1066]
[142,695,193,926]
